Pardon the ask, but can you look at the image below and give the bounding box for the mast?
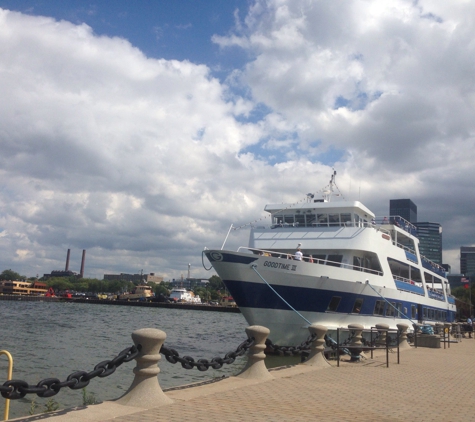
[322,170,337,202]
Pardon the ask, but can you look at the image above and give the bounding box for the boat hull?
[205,250,456,345]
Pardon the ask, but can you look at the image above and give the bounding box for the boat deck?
[19,338,475,422]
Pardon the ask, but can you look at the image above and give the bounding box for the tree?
[1,269,24,281]
[208,275,224,291]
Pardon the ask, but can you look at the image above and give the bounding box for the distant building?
[170,278,207,290]
[389,199,417,223]
[447,273,468,289]
[43,270,77,279]
[103,273,164,284]
[415,222,442,264]
[460,246,475,276]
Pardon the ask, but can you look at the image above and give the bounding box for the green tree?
[153,283,170,296]
[1,269,24,281]
[46,278,74,291]
[208,275,224,291]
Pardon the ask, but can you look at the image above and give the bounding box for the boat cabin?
[266,201,375,229]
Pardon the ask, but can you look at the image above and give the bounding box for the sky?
[1,0,475,280]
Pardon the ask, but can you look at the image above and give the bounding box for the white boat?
[204,171,456,345]
[169,288,201,303]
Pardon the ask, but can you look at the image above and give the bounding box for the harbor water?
[0,301,248,420]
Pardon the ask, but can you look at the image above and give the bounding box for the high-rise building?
[389,199,417,223]
[414,222,442,264]
[460,246,475,275]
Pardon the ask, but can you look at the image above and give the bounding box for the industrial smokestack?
[80,249,86,278]
[65,249,71,271]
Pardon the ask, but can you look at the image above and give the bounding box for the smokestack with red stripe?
[80,249,86,278]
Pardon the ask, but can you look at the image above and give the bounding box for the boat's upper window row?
[271,212,371,228]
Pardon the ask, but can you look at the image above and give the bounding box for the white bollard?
[396,323,411,349]
[237,325,273,380]
[116,328,173,408]
[304,324,331,367]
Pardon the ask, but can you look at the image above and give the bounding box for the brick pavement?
[12,339,475,422]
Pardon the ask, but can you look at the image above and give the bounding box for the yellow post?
[0,350,13,421]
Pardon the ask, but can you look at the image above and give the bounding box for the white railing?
[237,247,383,276]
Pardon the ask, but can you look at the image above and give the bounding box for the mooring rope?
[250,264,311,325]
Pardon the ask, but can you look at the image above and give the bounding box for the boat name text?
[263,261,297,271]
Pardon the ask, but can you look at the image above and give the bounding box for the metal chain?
[264,333,317,356]
[160,337,254,371]
[0,345,140,400]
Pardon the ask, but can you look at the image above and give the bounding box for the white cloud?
[214,0,475,271]
[1,1,475,279]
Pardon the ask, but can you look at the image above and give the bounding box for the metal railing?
[1,350,13,421]
[237,247,383,276]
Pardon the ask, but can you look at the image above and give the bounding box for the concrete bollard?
[375,323,390,347]
[348,323,364,361]
[396,323,411,349]
[304,324,331,367]
[237,325,273,380]
[116,328,173,408]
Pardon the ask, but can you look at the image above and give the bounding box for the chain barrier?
[0,345,140,400]
[160,337,254,371]
[264,333,317,356]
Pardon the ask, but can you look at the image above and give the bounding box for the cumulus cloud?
[1,1,474,278]
[213,0,475,271]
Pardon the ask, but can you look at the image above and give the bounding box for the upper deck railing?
[237,247,383,276]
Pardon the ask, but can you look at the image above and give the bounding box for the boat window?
[340,213,352,225]
[397,302,403,316]
[329,214,340,226]
[274,215,284,225]
[373,300,385,316]
[353,256,362,271]
[317,214,328,226]
[295,214,305,226]
[428,308,434,320]
[284,215,294,225]
[313,254,326,263]
[306,213,316,226]
[352,298,363,313]
[386,302,396,317]
[326,296,341,312]
[327,255,343,267]
[423,307,427,318]
[411,305,417,319]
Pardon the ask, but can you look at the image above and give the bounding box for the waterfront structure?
[44,249,86,279]
[460,246,475,276]
[104,272,164,284]
[390,199,417,223]
[414,222,442,265]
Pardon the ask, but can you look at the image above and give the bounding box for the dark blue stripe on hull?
[223,279,456,321]
[206,251,258,265]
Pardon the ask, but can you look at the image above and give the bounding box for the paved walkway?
[12,338,475,422]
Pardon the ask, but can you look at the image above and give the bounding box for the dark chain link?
[160,337,254,371]
[0,345,140,400]
[265,333,317,356]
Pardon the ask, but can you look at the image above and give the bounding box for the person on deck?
[294,248,303,261]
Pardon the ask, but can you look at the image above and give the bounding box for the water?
[0,301,248,419]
